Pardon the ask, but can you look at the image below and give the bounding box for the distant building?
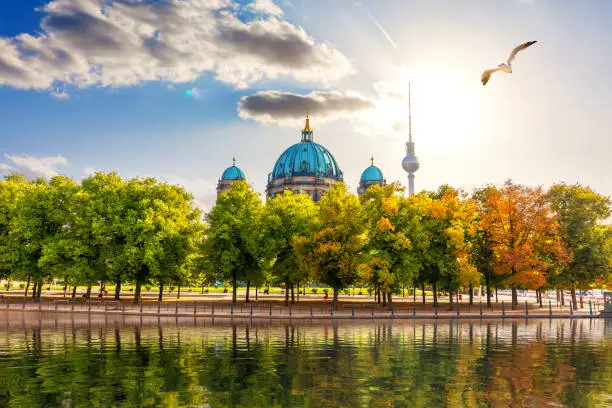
[217,98,421,200]
[216,157,245,195]
[402,83,420,196]
[357,157,386,195]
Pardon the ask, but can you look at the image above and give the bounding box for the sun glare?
[362,67,482,153]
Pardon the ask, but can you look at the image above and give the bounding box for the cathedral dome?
[268,115,343,183]
[360,163,384,182]
[221,159,245,181]
[269,141,343,182]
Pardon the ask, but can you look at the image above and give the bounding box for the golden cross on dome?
[303,111,311,132]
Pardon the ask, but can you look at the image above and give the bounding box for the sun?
[362,68,482,151]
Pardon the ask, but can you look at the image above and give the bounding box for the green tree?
[11,176,79,300]
[547,183,612,308]
[118,177,201,302]
[204,180,264,303]
[360,183,421,306]
[294,183,366,302]
[262,190,319,304]
[0,174,30,291]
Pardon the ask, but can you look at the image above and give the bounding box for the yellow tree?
[360,182,420,306]
[294,183,366,302]
[481,180,570,308]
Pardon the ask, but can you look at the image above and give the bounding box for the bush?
[323,289,329,295]
[311,288,318,294]
[19,283,25,289]
[145,285,151,292]
[204,289,209,293]
[223,288,228,293]
[4,283,10,290]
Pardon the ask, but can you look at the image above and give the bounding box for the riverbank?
[1,297,604,320]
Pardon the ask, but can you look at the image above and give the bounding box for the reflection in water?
[0,312,611,407]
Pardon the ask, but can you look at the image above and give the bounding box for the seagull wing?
[481,67,502,86]
[507,40,537,64]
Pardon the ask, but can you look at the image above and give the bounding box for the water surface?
[0,312,610,407]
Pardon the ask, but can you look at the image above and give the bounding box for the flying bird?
[481,41,537,86]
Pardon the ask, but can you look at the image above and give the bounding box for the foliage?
[261,190,319,303]
[481,180,570,305]
[547,183,611,290]
[294,183,366,301]
[204,180,264,303]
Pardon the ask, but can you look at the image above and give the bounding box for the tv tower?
[402,83,420,196]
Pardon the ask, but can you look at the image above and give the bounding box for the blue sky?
[1,0,611,210]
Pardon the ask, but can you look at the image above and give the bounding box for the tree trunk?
[485,273,492,308]
[495,288,498,303]
[134,281,141,303]
[297,281,300,301]
[571,286,577,310]
[24,276,31,297]
[201,283,204,294]
[290,283,294,304]
[71,285,77,300]
[232,270,237,304]
[245,280,250,303]
[433,281,438,308]
[376,286,381,304]
[333,287,339,302]
[176,286,180,299]
[284,280,289,306]
[538,289,543,307]
[469,283,473,305]
[561,289,565,306]
[511,287,518,309]
[449,290,454,311]
[421,282,425,304]
[388,292,392,306]
[382,291,387,307]
[158,283,164,302]
[36,281,42,300]
[63,284,68,299]
[115,280,121,300]
[255,286,258,301]
[31,282,38,299]
[99,281,104,296]
[86,284,92,299]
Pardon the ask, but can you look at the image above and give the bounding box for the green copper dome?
[268,115,343,182]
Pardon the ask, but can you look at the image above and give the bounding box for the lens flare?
[355,2,398,50]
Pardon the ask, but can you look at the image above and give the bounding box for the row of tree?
[1,172,610,309]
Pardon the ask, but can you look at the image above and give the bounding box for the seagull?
[481,41,537,86]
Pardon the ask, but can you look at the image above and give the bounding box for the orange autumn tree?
[481,180,570,308]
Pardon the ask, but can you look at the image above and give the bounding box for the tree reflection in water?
[0,313,610,407]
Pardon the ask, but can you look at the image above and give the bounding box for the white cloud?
[50,88,69,99]
[0,163,15,173]
[247,0,283,16]
[161,175,218,211]
[0,0,352,92]
[3,154,68,180]
[83,167,98,177]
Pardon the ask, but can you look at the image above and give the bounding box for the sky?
[0,0,611,211]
